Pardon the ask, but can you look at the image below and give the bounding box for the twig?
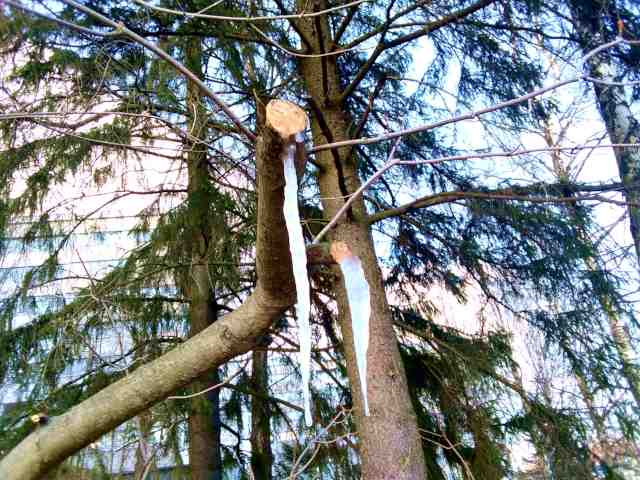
[311,37,640,153]
[311,138,401,243]
[288,408,351,479]
[248,23,370,58]
[308,37,640,241]
[167,361,246,400]
[312,77,579,153]
[4,0,109,36]
[133,0,369,23]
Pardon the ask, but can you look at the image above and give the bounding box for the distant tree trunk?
[130,336,157,479]
[580,254,640,411]
[558,335,614,468]
[295,3,427,477]
[512,363,596,480]
[187,330,222,480]
[574,370,611,463]
[184,37,223,480]
[568,0,640,269]
[133,410,156,479]
[250,338,272,480]
[510,365,551,480]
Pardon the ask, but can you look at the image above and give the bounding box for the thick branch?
[0,102,307,480]
[367,180,631,224]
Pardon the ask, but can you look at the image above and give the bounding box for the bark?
[580,257,640,410]
[575,372,610,463]
[607,310,640,408]
[250,338,272,480]
[184,36,223,480]
[295,2,427,477]
[0,101,305,480]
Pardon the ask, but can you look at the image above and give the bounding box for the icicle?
[331,242,371,416]
[282,135,313,426]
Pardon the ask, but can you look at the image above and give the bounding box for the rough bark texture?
[250,339,273,480]
[568,0,640,410]
[0,104,301,480]
[295,2,428,477]
[184,37,223,480]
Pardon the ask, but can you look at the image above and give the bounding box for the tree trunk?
[133,410,156,479]
[568,0,640,269]
[250,339,272,480]
[187,294,222,480]
[184,37,223,480]
[295,3,427,478]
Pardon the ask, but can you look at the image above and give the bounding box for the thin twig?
[249,23,370,58]
[311,138,401,243]
[311,38,639,153]
[133,0,369,23]
[167,361,247,400]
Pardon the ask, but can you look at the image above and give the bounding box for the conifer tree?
[0,1,638,479]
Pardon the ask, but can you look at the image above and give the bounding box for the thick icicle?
[332,243,371,416]
[282,136,312,426]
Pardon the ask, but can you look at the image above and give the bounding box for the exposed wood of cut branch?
[330,241,353,263]
[266,100,307,139]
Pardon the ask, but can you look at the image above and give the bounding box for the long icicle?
[282,135,313,426]
[332,242,371,416]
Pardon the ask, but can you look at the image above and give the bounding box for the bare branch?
[314,37,638,153]
[5,0,108,36]
[312,142,639,242]
[133,0,370,23]
[311,138,401,244]
[368,181,638,224]
[338,0,497,103]
[315,77,579,153]
[248,23,370,58]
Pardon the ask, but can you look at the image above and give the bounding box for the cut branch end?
[266,100,307,139]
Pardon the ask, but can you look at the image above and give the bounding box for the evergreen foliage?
[0,0,639,478]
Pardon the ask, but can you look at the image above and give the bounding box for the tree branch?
[338,0,497,103]
[133,0,369,23]
[58,0,256,142]
[0,101,306,480]
[367,180,632,224]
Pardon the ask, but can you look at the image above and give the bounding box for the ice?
[338,255,370,416]
[282,141,313,426]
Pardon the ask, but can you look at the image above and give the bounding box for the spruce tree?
[0,1,638,479]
